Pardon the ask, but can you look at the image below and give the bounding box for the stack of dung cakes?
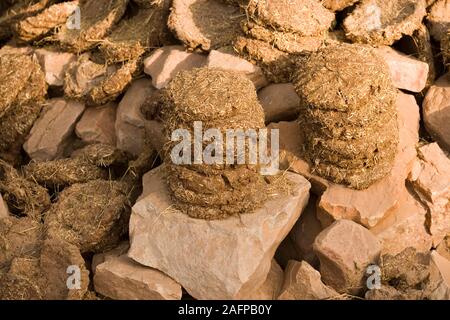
[161,67,271,220]
[234,0,335,83]
[294,44,399,190]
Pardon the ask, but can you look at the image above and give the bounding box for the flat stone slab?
[128,165,311,299]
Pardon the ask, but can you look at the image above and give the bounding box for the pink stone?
[34,48,76,86]
[206,48,269,89]
[258,83,300,123]
[115,79,156,156]
[94,254,182,300]
[408,143,450,246]
[143,45,207,89]
[278,260,339,300]
[375,46,429,92]
[313,219,381,294]
[23,98,85,161]
[423,73,450,151]
[370,187,432,256]
[75,102,117,145]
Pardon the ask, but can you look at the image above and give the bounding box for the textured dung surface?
[343,0,426,45]
[44,180,130,253]
[0,0,55,41]
[99,1,173,63]
[168,0,243,51]
[161,68,290,219]
[245,0,335,36]
[15,1,79,43]
[234,36,297,83]
[293,44,399,189]
[0,160,51,219]
[52,0,128,53]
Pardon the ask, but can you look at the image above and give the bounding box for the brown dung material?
[233,36,296,83]
[14,1,79,43]
[0,53,47,163]
[161,68,285,219]
[23,158,108,188]
[52,0,128,53]
[343,0,427,46]
[99,2,173,63]
[0,0,56,41]
[0,216,42,270]
[293,44,399,190]
[44,180,130,253]
[71,143,130,167]
[64,53,118,101]
[87,59,139,106]
[442,32,450,70]
[38,237,90,299]
[0,272,43,300]
[0,53,46,118]
[240,21,325,54]
[294,44,397,113]
[0,160,51,219]
[168,0,243,51]
[0,237,90,300]
[245,0,335,36]
[380,247,431,290]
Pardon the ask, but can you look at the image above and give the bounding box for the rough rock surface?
[427,251,450,299]
[374,46,429,93]
[34,48,76,86]
[143,45,207,89]
[370,188,432,256]
[75,102,117,146]
[115,79,155,156]
[24,98,85,161]
[313,219,381,294]
[408,143,450,246]
[246,260,284,300]
[206,47,269,89]
[289,197,323,267]
[94,254,182,300]
[423,73,450,151]
[278,260,339,300]
[128,166,311,299]
[258,83,300,123]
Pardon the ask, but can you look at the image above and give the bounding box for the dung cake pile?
[234,0,335,83]
[161,68,275,220]
[51,0,128,53]
[99,0,173,63]
[14,1,79,43]
[343,0,427,46]
[168,0,243,51]
[0,52,47,164]
[294,44,399,190]
[0,0,56,41]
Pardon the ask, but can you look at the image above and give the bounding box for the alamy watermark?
[66,265,81,290]
[366,265,382,290]
[169,121,280,175]
[66,6,81,30]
